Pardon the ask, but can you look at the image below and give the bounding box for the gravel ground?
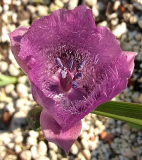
[0,0,142,160]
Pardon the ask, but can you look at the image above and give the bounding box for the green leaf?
[0,74,17,87]
[127,123,142,130]
[92,101,142,126]
[27,106,43,131]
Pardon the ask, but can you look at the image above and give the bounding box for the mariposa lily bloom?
[9,5,136,154]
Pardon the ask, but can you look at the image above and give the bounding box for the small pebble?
[27,137,37,146]
[20,150,32,160]
[38,141,47,156]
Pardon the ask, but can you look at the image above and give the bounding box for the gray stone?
[138,18,142,29]
[138,93,142,103]
[135,33,141,41]
[129,15,138,24]
[134,2,142,11]
[10,111,27,130]
[131,91,140,102]
[133,45,139,52]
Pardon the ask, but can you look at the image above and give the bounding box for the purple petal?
[122,51,136,74]
[40,109,81,154]
[10,5,135,131]
[8,26,29,74]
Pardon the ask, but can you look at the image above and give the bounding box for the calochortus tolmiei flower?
[9,5,136,154]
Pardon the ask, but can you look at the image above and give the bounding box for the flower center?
[56,58,85,92]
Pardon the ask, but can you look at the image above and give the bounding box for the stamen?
[68,59,73,70]
[75,72,83,79]
[71,81,78,89]
[60,70,67,79]
[78,60,85,70]
[56,58,63,68]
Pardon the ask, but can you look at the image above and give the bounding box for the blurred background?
[0,0,142,160]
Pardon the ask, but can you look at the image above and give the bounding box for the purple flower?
[9,5,136,153]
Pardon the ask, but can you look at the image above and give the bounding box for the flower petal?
[122,51,136,74]
[8,26,29,74]
[10,5,136,131]
[40,109,82,154]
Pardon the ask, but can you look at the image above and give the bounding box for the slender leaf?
[0,74,17,87]
[92,101,142,126]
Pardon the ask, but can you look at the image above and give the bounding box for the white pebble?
[29,130,39,138]
[49,150,57,160]
[37,5,48,16]
[14,144,22,154]
[0,61,8,72]
[48,142,58,152]
[113,0,120,10]
[14,135,23,143]
[81,139,89,149]
[31,146,39,159]
[7,143,14,149]
[83,149,91,160]
[8,64,20,76]
[16,83,28,97]
[112,22,127,38]
[6,102,15,114]
[20,150,31,160]
[36,156,50,160]
[70,143,79,155]
[38,141,47,156]
[27,137,37,146]
[5,84,15,94]
[68,0,78,10]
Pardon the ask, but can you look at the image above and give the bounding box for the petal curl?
[8,26,29,74]
[122,51,136,74]
[40,109,82,154]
